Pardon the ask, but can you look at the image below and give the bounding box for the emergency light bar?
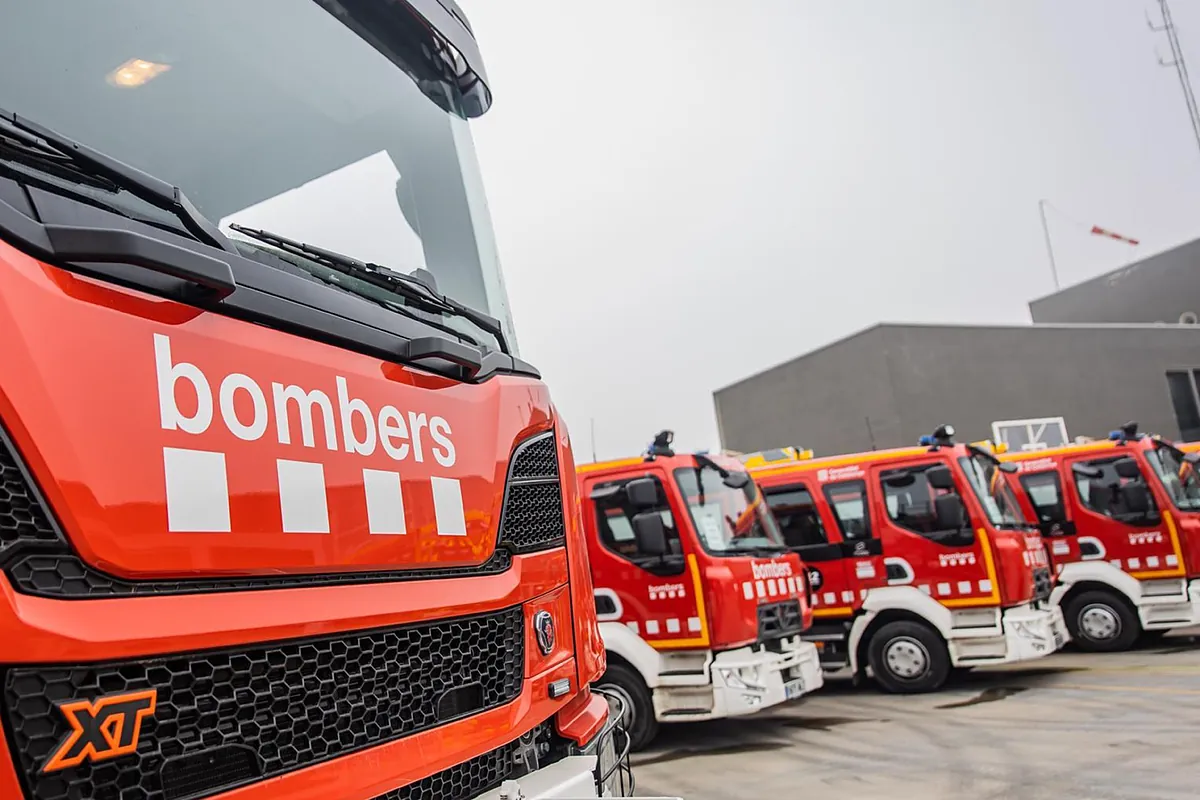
[739,446,814,468]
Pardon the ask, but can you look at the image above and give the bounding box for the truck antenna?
[1149,0,1200,161]
[590,417,598,462]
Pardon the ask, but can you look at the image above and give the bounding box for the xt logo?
[42,689,157,773]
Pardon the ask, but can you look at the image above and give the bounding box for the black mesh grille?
[0,425,61,557]
[1032,566,1053,603]
[3,608,524,800]
[509,434,558,480]
[498,432,565,554]
[7,550,512,598]
[758,600,804,640]
[500,483,566,553]
[374,740,516,800]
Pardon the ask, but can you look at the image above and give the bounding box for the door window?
[764,484,827,547]
[592,476,684,571]
[1019,471,1066,525]
[1072,457,1158,526]
[823,480,872,542]
[879,464,961,538]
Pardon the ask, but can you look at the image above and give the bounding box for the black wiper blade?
[0,107,233,253]
[228,224,508,353]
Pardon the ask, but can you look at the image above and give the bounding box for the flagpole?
[1038,199,1061,291]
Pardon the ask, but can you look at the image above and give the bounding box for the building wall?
[714,326,902,456]
[714,324,1200,456]
[1029,238,1200,325]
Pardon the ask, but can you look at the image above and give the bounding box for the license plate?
[784,678,805,700]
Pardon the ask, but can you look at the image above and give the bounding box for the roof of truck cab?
[999,438,1154,462]
[749,444,952,480]
[576,451,744,479]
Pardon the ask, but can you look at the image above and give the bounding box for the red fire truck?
[749,425,1068,694]
[998,423,1200,651]
[577,432,824,751]
[0,3,630,799]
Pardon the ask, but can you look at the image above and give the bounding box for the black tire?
[1064,589,1140,652]
[867,620,951,694]
[595,663,658,752]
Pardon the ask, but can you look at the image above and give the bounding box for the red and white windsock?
[1090,225,1139,246]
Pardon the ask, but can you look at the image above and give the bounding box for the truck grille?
[499,432,565,554]
[0,425,562,598]
[374,737,517,800]
[1032,566,1053,603]
[757,600,804,640]
[2,608,524,800]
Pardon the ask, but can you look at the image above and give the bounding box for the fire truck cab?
[1000,423,1200,651]
[578,432,824,751]
[750,425,1068,694]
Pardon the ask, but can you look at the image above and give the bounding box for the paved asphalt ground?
[629,630,1200,800]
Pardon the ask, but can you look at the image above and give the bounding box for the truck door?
[1063,454,1185,579]
[587,474,707,647]
[873,461,998,607]
[762,478,879,618]
[1014,467,1081,572]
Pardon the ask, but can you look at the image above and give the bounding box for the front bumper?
[1137,578,1200,630]
[654,636,823,722]
[949,604,1068,666]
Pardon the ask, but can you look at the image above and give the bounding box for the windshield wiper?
[228,224,508,354]
[0,107,233,253]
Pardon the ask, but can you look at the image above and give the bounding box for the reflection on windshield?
[221,151,427,272]
[1147,445,1200,511]
[958,455,1029,527]
[0,0,517,349]
[673,466,785,553]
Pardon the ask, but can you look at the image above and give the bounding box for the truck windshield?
[1,0,516,350]
[958,454,1030,528]
[673,465,787,554]
[1146,443,1200,511]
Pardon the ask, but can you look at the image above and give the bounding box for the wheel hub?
[884,636,930,679]
[1079,604,1121,641]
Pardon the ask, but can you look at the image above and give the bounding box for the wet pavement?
[631,631,1200,799]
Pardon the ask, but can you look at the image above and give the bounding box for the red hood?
[700,553,811,649]
[1174,512,1200,579]
[0,245,557,579]
[989,529,1048,606]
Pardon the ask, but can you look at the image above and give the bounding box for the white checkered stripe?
[806,579,995,606]
[162,447,466,535]
[625,617,703,636]
[737,577,804,602]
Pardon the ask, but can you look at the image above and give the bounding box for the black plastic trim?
[0,180,540,383]
[43,223,236,298]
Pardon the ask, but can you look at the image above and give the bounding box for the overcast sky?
[462,1,1200,461]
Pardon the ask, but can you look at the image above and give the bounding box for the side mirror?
[1120,482,1152,515]
[1113,457,1142,480]
[723,471,751,490]
[934,493,966,532]
[632,512,668,556]
[624,477,658,510]
[998,462,1019,474]
[926,464,956,491]
[1073,463,1103,480]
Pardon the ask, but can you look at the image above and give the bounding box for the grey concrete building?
[1029,238,1200,325]
[713,323,1200,457]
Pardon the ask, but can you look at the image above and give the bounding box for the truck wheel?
[595,663,658,752]
[1065,590,1139,652]
[867,620,950,694]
